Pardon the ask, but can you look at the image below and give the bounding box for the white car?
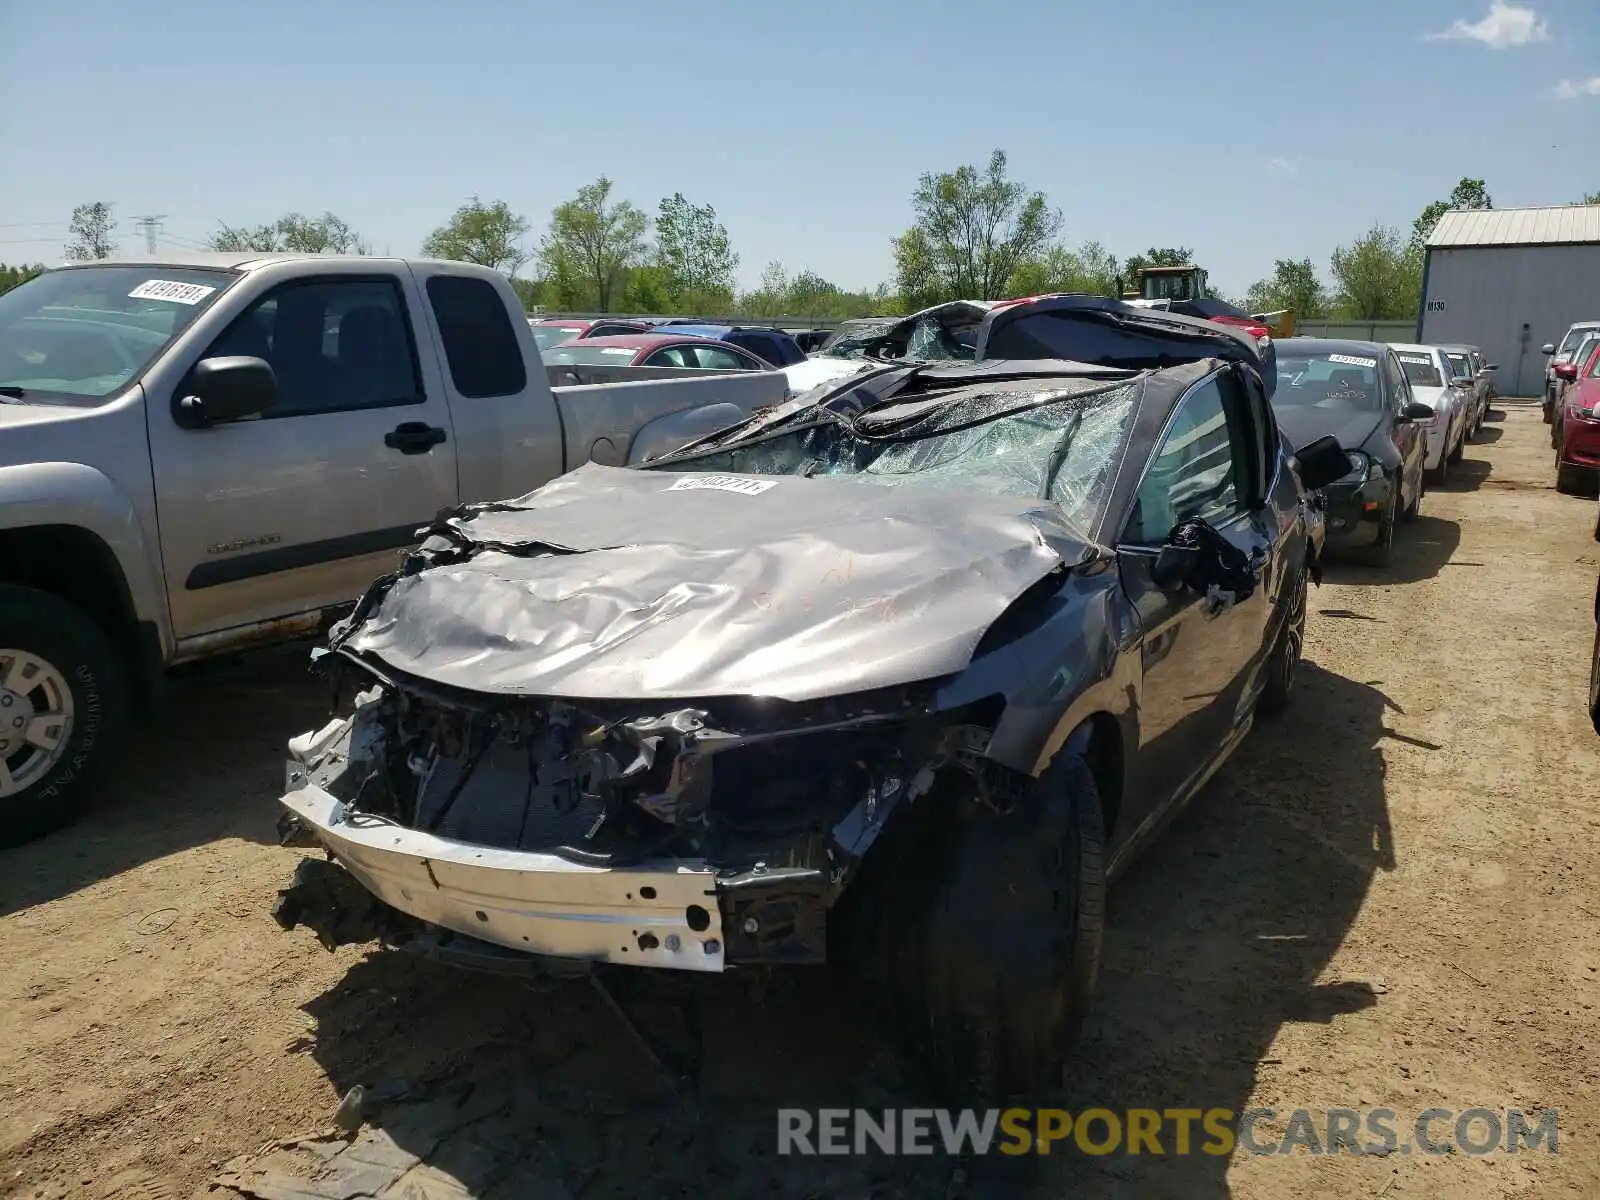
[1390,343,1467,481]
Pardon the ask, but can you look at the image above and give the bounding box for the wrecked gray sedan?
[275,341,1349,1096]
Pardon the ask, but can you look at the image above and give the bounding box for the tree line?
[6,174,1600,317]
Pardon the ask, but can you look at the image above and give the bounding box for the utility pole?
[132,214,166,254]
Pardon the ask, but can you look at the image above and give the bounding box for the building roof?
[1426,205,1600,248]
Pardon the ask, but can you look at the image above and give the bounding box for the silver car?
[1438,345,1492,439]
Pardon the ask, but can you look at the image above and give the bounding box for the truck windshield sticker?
[1328,353,1377,368]
[128,279,218,305]
[667,475,777,496]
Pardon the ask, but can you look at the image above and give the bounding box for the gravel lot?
[2,399,1598,1200]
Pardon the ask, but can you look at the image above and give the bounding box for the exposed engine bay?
[280,673,1023,971]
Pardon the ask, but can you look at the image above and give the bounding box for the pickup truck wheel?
[910,753,1106,1101]
[0,586,128,846]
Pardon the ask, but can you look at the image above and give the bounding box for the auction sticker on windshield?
[667,475,777,496]
[1327,354,1377,368]
[128,279,218,305]
[1399,354,1432,365]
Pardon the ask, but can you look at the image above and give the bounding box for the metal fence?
[1288,319,1417,342]
[530,311,846,330]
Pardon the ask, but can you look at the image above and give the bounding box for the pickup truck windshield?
[1274,351,1383,412]
[657,379,1137,532]
[0,266,236,401]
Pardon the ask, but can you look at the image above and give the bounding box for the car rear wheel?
[1257,566,1307,717]
[0,586,129,846]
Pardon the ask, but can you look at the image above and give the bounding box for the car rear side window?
[693,345,751,370]
[426,276,528,398]
[1125,375,1244,544]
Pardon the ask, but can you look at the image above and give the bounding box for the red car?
[1555,339,1600,494]
[540,332,773,372]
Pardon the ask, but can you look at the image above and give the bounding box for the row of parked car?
[1543,320,1600,495]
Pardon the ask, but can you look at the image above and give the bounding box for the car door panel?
[148,272,459,643]
[1116,372,1268,846]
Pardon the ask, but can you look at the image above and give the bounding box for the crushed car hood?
[336,462,1095,703]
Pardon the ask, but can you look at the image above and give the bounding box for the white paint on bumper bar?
[281,782,727,973]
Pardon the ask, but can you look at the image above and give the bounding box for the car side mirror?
[1289,434,1351,492]
[1555,363,1579,381]
[1485,363,1499,371]
[1400,401,1435,423]
[1151,542,1203,591]
[1541,343,1556,355]
[174,355,277,429]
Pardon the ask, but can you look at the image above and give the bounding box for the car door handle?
[384,422,447,455]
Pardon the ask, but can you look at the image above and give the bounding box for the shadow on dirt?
[1321,514,1461,586]
[211,659,1399,1200]
[1435,459,1492,492]
[0,642,329,917]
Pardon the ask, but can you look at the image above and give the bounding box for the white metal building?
[1418,204,1600,398]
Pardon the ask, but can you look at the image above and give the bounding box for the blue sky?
[2,0,1596,297]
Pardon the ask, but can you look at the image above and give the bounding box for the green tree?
[65,202,117,261]
[210,212,369,254]
[654,193,737,308]
[539,178,650,313]
[422,196,531,274]
[1412,177,1493,248]
[892,150,1060,303]
[0,263,45,296]
[1580,191,1600,205]
[1242,257,1328,319]
[1005,240,1123,298]
[1330,225,1421,320]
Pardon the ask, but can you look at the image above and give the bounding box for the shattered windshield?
[659,378,1138,532]
[0,265,236,401]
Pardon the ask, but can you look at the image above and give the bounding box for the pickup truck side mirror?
[1399,401,1435,423]
[1151,542,1203,591]
[1541,343,1556,355]
[1289,434,1351,492]
[174,355,277,429]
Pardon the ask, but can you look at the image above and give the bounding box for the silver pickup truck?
[0,252,786,843]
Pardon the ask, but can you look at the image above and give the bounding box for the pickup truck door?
[1114,369,1272,849]
[147,269,460,645]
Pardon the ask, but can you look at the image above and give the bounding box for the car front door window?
[1125,375,1244,545]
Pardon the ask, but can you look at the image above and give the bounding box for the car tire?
[1362,493,1396,566]
[0,586,129,847]
[1430,452,1449,486]
[1257,566,1307,717]
[1447,433,1464,465]
[1402,468,1422,522]
[841,751,1106,1102]
[918,752,1105,1101]
[1589,624,1600,737]
[1556,454,1589,496]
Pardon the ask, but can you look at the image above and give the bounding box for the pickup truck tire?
[0,586,129,846]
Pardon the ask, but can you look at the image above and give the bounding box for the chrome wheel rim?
[0,650,75,799]
[1281,574,1307,693]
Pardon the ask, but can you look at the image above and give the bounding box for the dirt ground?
[3,399,1599,1199]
